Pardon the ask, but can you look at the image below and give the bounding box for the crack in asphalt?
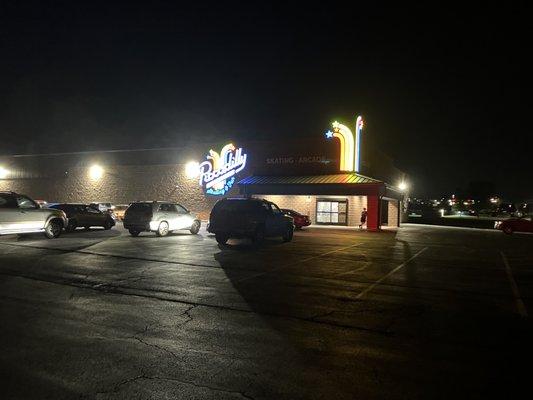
[0,241,220,270]
[0,271,393,335]
[178,304,196,328]
[95,373,255,399]
[131,336,181,360]
[126,306,198,359]
[0,240,432,282]
[129,335,254,361]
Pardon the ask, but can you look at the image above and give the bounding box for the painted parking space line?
[334,263,371,277]
[355,247,428,299]
[236,242,364,283]
[500,251,528,318]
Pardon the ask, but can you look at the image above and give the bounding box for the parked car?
[90,202,118,220]
[34,199,49,208]
[455,209,478,217]
[492,203,516,217]
[0,191,67,238]
[123,201,201,237]
[112,204,129,221]
[208,198,294,245]
[517,203,533,217]
[495,217,533,234]
[90,202,113,212]
[49,203,115,231]
[281,209,311,229]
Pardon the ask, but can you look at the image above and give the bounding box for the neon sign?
[325,115,364,172]
[354,116,364,173]
[198,143,247,195]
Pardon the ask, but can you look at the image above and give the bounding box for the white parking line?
[334,263,371,277]
[500,251,528,318]
[236,242,363,283]
[355,247,428,299]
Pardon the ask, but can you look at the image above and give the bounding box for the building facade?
[0,119,407,230]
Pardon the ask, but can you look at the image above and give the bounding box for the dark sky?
[1,1,531,199]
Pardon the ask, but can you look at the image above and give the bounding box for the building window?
[316,199,348,225]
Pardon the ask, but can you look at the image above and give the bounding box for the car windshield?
[16,196,38,209]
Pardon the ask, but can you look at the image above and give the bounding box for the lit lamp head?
[89,164,104,181]
[0,166,8,179]
[185,161,200,179]
[398,181,408,191]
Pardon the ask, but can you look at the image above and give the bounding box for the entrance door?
[316,199,348,225]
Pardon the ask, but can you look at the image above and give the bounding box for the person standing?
[359,207,368,229]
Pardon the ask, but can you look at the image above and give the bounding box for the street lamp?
[398,181,408,191]
[0,166,8,179]
[185,161,200,179]
[89,164,104,181]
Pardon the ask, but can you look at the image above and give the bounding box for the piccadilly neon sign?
[198,143,247,195]
[325,115,364,172]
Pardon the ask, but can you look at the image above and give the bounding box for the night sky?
[1,2,531,199]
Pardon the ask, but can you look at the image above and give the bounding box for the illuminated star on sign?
[325,130,334,139]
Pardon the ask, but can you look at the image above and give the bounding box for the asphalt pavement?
[1,223,532,399]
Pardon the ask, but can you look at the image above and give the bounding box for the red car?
[495,217,533,234]
[282,209,311,229]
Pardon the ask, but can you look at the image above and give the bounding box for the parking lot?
[1,223,532,399]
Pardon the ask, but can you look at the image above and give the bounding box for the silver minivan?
[123,201,201,237]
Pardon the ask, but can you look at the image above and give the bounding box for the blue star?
[325,130,334,139]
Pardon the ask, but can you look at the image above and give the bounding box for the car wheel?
[129,229,140,237]
[156,221,169,237]
[215,234,228,245]
[44,219,62,239]
[503,226,513,234]
[66,219,77,232]
[252,226,265,245]
[103,220,113,230]
[190,220,201,235]
[282,226,294,242]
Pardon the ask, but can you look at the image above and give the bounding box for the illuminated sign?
[325,115,364,172]
[266,155,326,165]
[198,143,247,195]
[354,116,364,173]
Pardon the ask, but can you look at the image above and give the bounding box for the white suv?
[0,191,67,238]
[123,201,201,237]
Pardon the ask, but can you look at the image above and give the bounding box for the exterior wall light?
[185,161,200,179]
[0,166,8,179]
[398,181,408,191]
[89,164,104,181]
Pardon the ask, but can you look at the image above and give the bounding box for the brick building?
[0,125,406,230]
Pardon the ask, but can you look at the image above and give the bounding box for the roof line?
[6,146,187,158]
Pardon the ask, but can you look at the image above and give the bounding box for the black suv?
[208,198,294,245]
